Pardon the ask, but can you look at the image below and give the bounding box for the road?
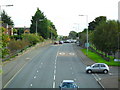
[4,43,102,88]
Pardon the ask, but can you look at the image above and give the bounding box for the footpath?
[73,44,120,90]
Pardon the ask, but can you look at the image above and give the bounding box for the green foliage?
[10,35,22,40]
[22,34,43,45]
[7,39,30,51]
[30,8,58,39]
[88,16,107,31]
[92,20,119,56]
[68,31,77,39]
[1,10,14,26]
[1,27,10,58]
[81,49,120,66]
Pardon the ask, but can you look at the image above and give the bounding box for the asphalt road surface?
[5,43,102,88]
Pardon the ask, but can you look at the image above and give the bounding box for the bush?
[8,39,30,52]
[22,34,44,45]
[10,35,22,40]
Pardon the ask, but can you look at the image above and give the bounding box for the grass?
[81,49,120,66]
[0,69,2,74]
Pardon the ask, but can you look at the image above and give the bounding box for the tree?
[88,16,106,31]
[92,20,119,57]
[1,10,14,26]
[30,8,48,39]
[68,31,77,39]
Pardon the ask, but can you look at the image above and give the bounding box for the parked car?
[59,80,79,89]
[86,63,109,74]
[59,41,64,44]
[54,41,59,45]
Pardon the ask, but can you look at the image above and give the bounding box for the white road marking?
[34,76,36,79]
[26,57,30,60]
[72,72,74,75]
[52,46,61,88]
[53,81,55,88]
[37,70,39,72]
[109,73,113,75]
[70,67,73,70]
[30,84,33,87]
[54,69,56,74]
[74,78,76,81]
[53,76,55,80]
[55,66,56,69]
[41,62,43,65]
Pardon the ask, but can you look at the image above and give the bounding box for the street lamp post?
[79,15,89,55]
[36,19,43,36]
[0,5,13,28]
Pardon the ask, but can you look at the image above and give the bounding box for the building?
[2,23,13,36]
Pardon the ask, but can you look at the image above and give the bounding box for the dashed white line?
[52,46,61,88]
[30,84,33,87]
[74,78,76,81]
[53,81,55,88]
[37,70,39,72]
[34,76,36,79]
[54,70,56,74]
[55,66,56,69]
[54,75,56,80]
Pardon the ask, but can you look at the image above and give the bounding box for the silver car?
[59,80,79,90]
[86,63,109,74]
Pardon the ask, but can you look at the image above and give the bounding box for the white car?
[86,63,109,74]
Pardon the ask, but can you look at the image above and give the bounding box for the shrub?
[8,39,29,52]
[22,34,44,45]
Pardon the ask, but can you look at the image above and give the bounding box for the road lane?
[5,45,61,88]
[5,43,102,88]
[55,43,101,88]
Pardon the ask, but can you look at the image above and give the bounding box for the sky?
[1,0,120,36]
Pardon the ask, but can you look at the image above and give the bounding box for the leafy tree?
[88,16,106,31]
[47,20,58,39]
[30,8,58,39]
[30,8,48,39]
[92,20,119,57]
[1,10,14,26]
[68,31,77,39]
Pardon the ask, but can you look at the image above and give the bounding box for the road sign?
[85,43,89,47]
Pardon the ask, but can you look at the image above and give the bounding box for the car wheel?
[103,70,108,74]
[87,70,92,74]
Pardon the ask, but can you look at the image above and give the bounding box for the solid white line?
[3,60,30,88]
[92,74,98,81]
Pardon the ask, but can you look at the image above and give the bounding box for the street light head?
[6,5,13,7]
[79,15,84,16]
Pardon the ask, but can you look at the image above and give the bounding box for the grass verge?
[0,69,2,74]
[81,49,120,66]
